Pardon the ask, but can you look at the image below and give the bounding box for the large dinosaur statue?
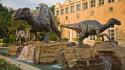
[12,3,61,42]
[61,18,121,47]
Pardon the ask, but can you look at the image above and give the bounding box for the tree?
[0,6,29,44]
[49,5,55,15]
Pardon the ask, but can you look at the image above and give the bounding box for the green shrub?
[9,34,16,43]
[49,32,57,41]
[62,38,69,42]
[0,58,21,70]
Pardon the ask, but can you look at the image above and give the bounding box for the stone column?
[96,0,98,7]
[88,0,90,8]
[69,29,73,41]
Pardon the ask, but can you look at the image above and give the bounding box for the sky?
[2,0,64,9]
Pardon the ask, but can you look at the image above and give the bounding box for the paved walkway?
[0,55,41,70]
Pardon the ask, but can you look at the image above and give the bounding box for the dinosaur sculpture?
[61,18,121,47]
[12,3,61,42]
[16,28,27,44]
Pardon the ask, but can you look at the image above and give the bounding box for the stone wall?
[17,41,125,70]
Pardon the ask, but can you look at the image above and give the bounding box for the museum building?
[55,0,125,45]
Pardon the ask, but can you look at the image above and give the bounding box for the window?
[65,7,69,13]
[76,13,80,19]
[56,10,59,15]
[82,2,88,10]
[60,9,64,15]
[71,6,74,12]
[108,0,115,3]
[90,0,96,8]
[109,7,113,13]
[99,0,104,6]
[108,27,115,40]
[76,4,81,11]
[66,16,68,20]
[90,11,95,16]
[90,35,96,40]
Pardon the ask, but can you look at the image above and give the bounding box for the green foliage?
[0,58,21,70]
[0,6,29,44]
[37,32,45,41]
[9,34,16,44]
[49,32,57,41]
[62,38,69,42]
[49,5,55,15]
[37,32,57,41]
[0,5,60,44]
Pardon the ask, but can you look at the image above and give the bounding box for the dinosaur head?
[12,8,32,20]
[108,18,121,25]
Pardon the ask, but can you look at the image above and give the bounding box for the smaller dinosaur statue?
[16,28,27,45]
[61,18,121,47]
[15,27,30,45]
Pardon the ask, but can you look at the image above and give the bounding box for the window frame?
[65,7,69,14]
[108,0,115,3]
[56,10,59,15]
[71,5,74,13]
[90,0,96,8]
[90,11,95,16]
[108,26,116,41]
[82,2,88,10]
[108,7,113,13]
[76,3,81,11]
[99,0,104,6]
[60,9,64,15]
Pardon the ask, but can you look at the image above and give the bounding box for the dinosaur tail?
[60,24,79,31]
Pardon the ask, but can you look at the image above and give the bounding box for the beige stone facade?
[55,0,125,46]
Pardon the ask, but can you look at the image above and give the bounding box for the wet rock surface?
[17,42,67,64]
[62,41,124,70]
[16,41,125,70]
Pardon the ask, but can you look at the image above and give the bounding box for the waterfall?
[17,45,36,63]
[99,56,112,70]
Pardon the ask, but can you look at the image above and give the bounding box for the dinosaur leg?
[78,33,86,47]
[34,32,37,41]
[29,32,37,42]
[29,29,37,42]
[96,30,111,41]
[19,38,22,45]
[25,30,29,42]
[97,33,111,41]
[102,33,111,41]
[53,27,62,41]
[56,31,62,42]
[43,32,50,43]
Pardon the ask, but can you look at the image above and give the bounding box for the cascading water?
[17,45,36,63]
[99,56,112,70]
